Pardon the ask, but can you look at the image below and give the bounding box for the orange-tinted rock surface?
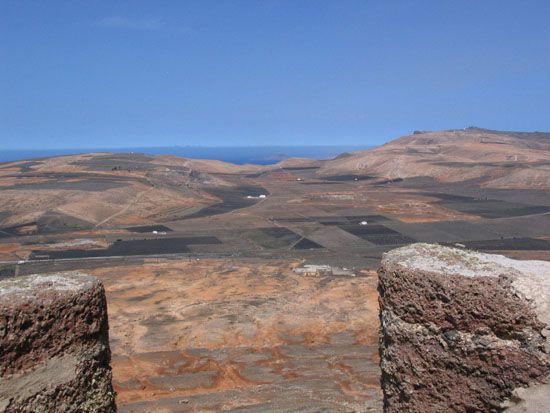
[89,259,383,412]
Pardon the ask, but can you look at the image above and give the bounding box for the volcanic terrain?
[1,128,549,410]
[318,127,550,189]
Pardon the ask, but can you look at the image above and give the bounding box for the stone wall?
[378,243,550,412]
[0,273,116,412]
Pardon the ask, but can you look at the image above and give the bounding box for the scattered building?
[293,264,355,277]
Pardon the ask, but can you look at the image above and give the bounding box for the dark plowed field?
[0,222,37,237]
[322,175,375,181]
[461,238,550,251]
[320,220,349,226]
[182,185,268,220]
[127,225,173,233]
[0,178,129,191]
[423,193,550,218]
[374,178,403,186]
[344,215,390,223]
[362,234,416,246]
[30,236,221,259]
[276,215,390,226]
[275,217,315,223]
[72,153,158,172]
[336,224,415,246]
[338,224,398,236]
[38,212,94,233]
[300,181,341,185]
[244,227,301,249]
[293,238,324,250]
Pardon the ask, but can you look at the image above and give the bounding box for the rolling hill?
[318,128,550,189]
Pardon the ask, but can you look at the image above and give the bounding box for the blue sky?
[1,1,550,149]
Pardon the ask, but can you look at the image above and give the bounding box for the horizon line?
[1,144,377,151]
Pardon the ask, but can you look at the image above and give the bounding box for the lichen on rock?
[378,243,550,412]
[0,272,116,412]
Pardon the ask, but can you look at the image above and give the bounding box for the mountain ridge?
[317,128,550,189]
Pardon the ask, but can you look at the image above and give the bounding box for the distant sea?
[0,145,373,165]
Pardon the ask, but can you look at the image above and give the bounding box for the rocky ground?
[88,259,383,412]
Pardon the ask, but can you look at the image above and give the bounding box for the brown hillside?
[318,128,550,188]
[0,153,236,228]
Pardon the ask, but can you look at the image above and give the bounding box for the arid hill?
[318,128,550,189]
[0,153,248,229]
[0,151,324,231]
[1,128,549,232]
[274,157,323,169]
[153,155,265,174]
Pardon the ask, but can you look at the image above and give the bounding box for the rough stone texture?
[0,273,116,412]
[378,243,550,413]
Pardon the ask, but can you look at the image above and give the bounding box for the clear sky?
[1,1,550,149]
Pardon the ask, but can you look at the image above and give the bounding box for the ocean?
[0,145,372,165]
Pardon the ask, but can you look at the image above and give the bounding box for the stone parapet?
[0,273,116,412]
[378,243,550,412]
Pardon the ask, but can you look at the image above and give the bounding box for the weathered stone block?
[0,273,116,412]
[378,243,550,412]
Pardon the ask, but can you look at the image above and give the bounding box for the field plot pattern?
[338,224,416,246]
[1,132,550,411]
[30,236,222,259]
